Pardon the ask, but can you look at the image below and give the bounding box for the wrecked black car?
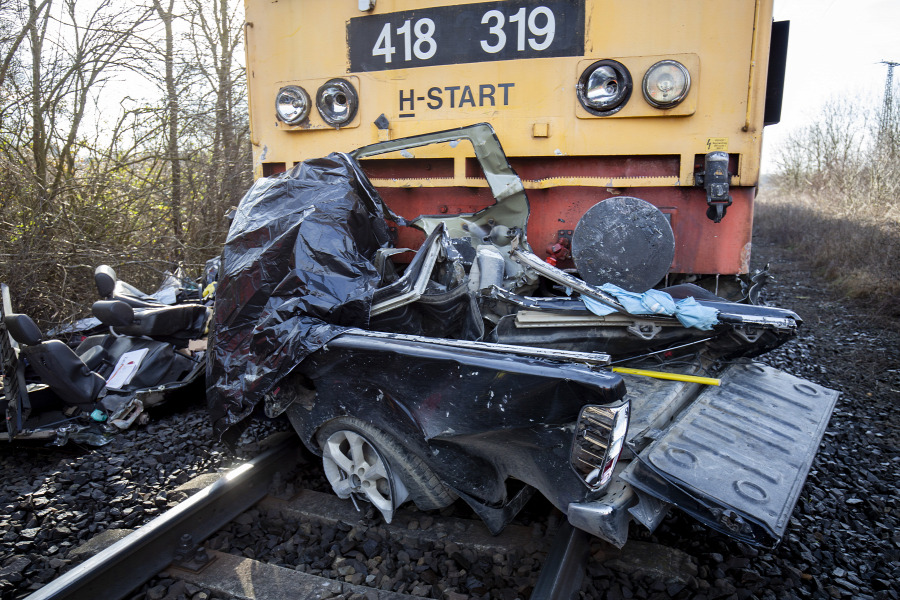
[1,266,211,445]
[209,124,837,548]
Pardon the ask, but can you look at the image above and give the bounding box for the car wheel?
[316,417,455,523]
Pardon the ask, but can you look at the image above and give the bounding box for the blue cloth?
[673,297,719,330]
[581,295,617,316]
[599,284,646,314]
[582,283,719,330]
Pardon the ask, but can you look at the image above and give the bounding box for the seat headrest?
[4,314,43,346]
[92,300,135,327]
[94,265,117,298]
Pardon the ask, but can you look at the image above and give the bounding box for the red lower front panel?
[378,186,755,276]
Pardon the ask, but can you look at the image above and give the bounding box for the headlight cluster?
[577,59,691,115]
[275,78,358,127]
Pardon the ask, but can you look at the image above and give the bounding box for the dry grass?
[755,188,900,319]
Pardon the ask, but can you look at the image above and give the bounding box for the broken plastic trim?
[370,224,445,316]
[714,311,798,331]
[619,362,839,546]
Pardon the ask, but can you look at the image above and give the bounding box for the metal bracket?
[733,325,763,343]
[627,320,662,341]
[173,533,215,573]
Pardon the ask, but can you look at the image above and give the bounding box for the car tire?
[316,416,456,515]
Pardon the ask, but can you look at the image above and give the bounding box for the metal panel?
[244,0,775,276]
[622,362,838,545]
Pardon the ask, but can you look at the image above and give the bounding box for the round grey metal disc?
[572,197,675,291]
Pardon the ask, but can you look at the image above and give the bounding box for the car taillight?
[570,401,629,490]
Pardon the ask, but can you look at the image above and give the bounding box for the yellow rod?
[611,366,721,386]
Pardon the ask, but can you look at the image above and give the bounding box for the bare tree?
[2,0,151,201]
[0,0,154,323]
[0,0,253,326]
[184,0,251,256]
[150,0,185,260]
[773,96,874,211]
[0,0,52,121]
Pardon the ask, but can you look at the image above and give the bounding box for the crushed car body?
[1,267,211,446]
[208,124,838,548]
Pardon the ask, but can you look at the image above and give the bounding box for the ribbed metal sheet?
[626,362,838,544]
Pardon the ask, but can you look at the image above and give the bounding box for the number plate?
[348,0,585,73]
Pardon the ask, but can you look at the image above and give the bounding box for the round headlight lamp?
[577,60,632,116]
[642,60,691,108]
[316,79,358,127]
[275,85,311,125]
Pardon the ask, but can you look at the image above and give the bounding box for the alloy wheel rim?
[321,429,407,522]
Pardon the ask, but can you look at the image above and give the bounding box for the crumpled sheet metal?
[207,154,395,443]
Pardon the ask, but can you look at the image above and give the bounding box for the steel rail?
[26,433,299,600]
[529,521,591,600]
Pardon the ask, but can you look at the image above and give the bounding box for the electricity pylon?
[880,60,899,148]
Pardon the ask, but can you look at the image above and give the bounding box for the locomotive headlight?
[642,60,691,108]
[275,85,311,125]
[316,79,359,127]
[577,60,632,115]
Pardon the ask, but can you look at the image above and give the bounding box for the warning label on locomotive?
[348,0,585,73]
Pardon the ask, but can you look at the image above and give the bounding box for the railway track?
[24,433,694,600]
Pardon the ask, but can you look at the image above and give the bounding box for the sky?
[761,0,900,171]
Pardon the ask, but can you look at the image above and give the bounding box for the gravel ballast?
[1,232,898,600]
